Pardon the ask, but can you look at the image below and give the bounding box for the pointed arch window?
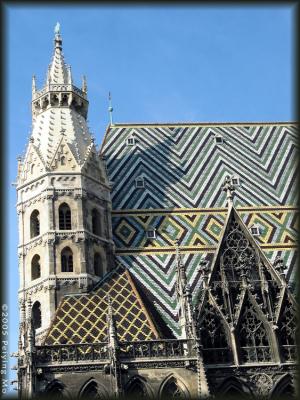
[94,252,103,277]
[80,381,99,398]
[161,378,187,399]
[30,164,35,174]
[126,378,147,397]
[61,247,73,272]
[198,302,231,364]
[31,254,41,280]
[92,208,101,236]
[60,156,66,165]
[238,300,272,363]
[59,203,72,230]
[30,210,40,238]
[45,380,64,397]
[222,219,260,282]
[32,301,42,329]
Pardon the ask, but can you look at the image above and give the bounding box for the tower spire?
[47,22,69,84]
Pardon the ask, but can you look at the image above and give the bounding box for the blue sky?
[5,4,295,396]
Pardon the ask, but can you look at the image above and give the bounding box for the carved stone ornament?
[250,373,273,396]
[130,361,186,369]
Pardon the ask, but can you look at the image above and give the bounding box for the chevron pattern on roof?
[101,123,298,337]
[102,123,298,209]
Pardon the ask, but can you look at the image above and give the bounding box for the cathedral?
[15,26,298,398]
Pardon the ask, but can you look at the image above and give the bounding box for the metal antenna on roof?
[108,92,114,126]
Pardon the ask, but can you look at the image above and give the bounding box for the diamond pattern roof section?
[44,266,159,345]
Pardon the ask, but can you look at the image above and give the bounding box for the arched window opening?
[61,94,69,106]
[32,301,41,329]
[238,299,271,363]
[59,203,72,230]
[161,378,187,399]
[222,222,259,283]
[270,374,295,398]
[92,209,101,236]
[45,380,64,397]
[94,253,103,277]
[80,381,99,398]
[198,303,231,364]
[30,210,40,238]
[60,156,66,166]
[31,255,41,280]
[126,378,147,398]
[61,247,73,272]
[217,378,250,398]
[30,164,35,174]
[278,300,298,362]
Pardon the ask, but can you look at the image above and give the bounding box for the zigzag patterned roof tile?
[101,122,298,336]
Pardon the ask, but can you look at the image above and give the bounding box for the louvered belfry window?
[32,301,42,329]
[59,203,72,230]
[61,247,73,272]
[30,210,40,238]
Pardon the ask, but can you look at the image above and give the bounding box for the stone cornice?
[18,230,114,252]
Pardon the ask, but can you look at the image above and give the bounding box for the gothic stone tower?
[16,25,114,345]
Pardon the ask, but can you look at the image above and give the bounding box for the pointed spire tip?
[54,22,60,35]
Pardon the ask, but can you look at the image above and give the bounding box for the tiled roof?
[45,265,159,345]
[101,123,298,336]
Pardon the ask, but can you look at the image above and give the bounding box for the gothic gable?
[196,205,298,365]
[48,136,79,172]
[18,142,46,185]
[81,143,107,184]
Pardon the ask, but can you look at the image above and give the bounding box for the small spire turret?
[175,239,196,339]
[82,75,87,94]
[32,75,36,95]
[222,175,235,207]
[67,65,73,84]
[108,92,114,126]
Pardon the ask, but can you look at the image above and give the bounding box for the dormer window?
[127,137,135,146]
[146,228,156,239]
[231,176,240,186]
[135,177,145,188]
[250,224,260,236]
[214,135,224,144]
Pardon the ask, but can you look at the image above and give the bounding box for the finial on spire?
[54,22,60,35]
[108,92,114,126]
[54,22,62,51]
[67,65,73,84]
[32,75,36,95]
[222,175,235,207]
[82,75,87,94]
